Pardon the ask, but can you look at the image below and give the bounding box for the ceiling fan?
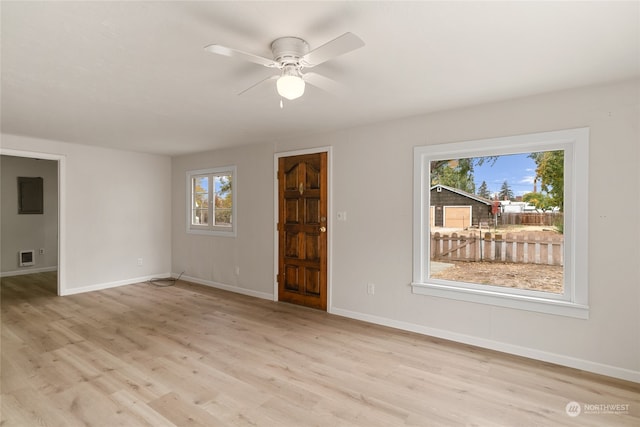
[204,32,365,102]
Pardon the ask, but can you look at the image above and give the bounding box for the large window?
[187,166,236,236]
[412,128,589,318]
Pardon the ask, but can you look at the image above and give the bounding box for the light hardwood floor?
[2,272,639,426]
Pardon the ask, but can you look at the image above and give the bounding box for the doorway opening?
[0,150,65,295]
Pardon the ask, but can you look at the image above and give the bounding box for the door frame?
[273,146,333,312]
[0,148,66,296]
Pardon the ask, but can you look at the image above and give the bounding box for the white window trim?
[412,128,589,319]
[186,166,237,237]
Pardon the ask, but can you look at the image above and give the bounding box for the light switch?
[337,211,347,221]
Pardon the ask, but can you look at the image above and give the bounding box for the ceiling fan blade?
[303,72,344,96]
[301,32,365,68]
[237,75,278,96]
[204,44,279,68]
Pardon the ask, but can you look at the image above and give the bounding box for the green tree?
[477,180,490,199]
[430,158,473,193]
[430,156,499,195]
[218,175,232,194]
[214,175,233,224]
[522,191,554,212]
[430,156,499,194]
[499,180,514,201]
[528,150,564,210]
[438,164,475,193]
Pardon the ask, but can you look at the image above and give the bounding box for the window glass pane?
[428,151,564,294]
[193,208,208,225]
[192,176,209,199]
[192,176,209,225]
[193,192,209,210]
[214,174,232,226]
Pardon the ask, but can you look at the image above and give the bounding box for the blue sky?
[473,153,537,198]
[195,176,227,192]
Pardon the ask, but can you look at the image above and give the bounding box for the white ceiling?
[2,1,639,156]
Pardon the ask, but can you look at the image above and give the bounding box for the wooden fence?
[498,212,563,226]
[431,232,563,266]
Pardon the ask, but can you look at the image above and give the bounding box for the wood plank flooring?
[2,272,639,426]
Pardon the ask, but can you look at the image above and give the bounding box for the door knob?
[319,226,327,233]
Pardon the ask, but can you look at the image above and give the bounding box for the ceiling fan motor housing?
[271,37,309,67]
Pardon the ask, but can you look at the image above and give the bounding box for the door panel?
[284,265,300,291]
[444,206,472,228]
[284,231,299,257]
[285,199,299,223]
[305,199,320,224]
[305,268,321,295]
[278,152,327,310]
[430,206,435,227]
[305,163,320,189]
[305,233,320,260]
[285,164,300,190]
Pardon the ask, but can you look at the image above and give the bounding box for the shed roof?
[430,184,493,206]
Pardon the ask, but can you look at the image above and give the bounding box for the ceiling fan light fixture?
[276,66,305,100]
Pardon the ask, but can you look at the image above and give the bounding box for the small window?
[186,166,236,236]
[412,128,589,318]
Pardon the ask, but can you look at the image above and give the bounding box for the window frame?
[186,166,236,237]
[412,128,589,319]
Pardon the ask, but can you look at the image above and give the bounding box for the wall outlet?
[367,283,375,295]
[235,266,240,276]
[39,248,45,255]
[137,258,143,266]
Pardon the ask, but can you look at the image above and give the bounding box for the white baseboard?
[178,274,273,301]
[60,273,172,296]
[1,266,58,278]
[330,307,640,384]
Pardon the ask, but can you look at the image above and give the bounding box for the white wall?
[1,155,58,274]
[1,134,172,293]
[172,142,275,299]
[171,78,640,382]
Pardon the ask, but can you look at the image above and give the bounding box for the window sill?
[411,281,589,319]
[187,228,236,238]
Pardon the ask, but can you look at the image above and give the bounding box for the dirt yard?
[429,225,564,293]
[431,261,563,293]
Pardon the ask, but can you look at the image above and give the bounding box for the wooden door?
[278,152,327,310]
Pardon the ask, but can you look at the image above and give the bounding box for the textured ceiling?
[2,1,639,156]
